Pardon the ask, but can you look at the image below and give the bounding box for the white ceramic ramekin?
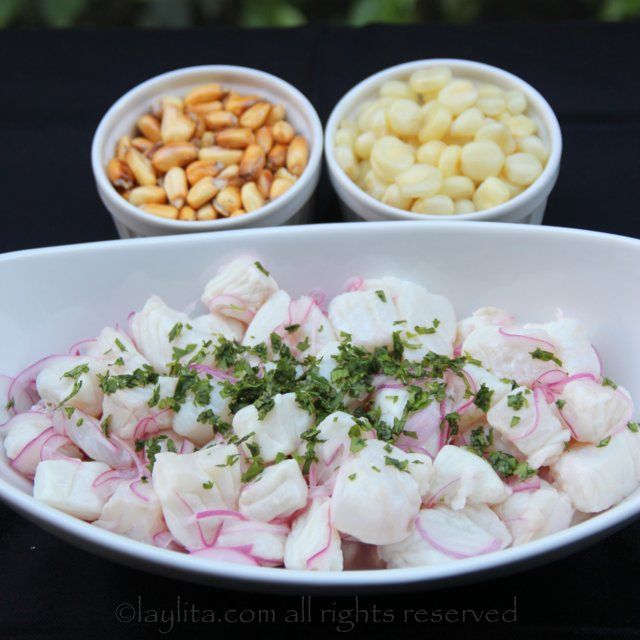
[325,59,562,224]
[92,65,323,238]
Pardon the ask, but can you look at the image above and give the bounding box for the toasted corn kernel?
[214,186,242,216]
[198,145,244,166]
[164,166,188,207]
[131,136,154,153]
[125,147,156,186]
[266,103,286,125]
[219,164,240,180]
[255,126,274,154]
[270,177,294,199]
[186,177,219,209]
[240,102,271,130]
[107,158,134,190]
[241,182,265,212]
[116,136,131,161]
[185,83,226,106]
[230,209,246,218]
[267,143,287,170]
[128,185,167,206]
[178,206,197,221]
[139,203,178,219]
[286,135,309,176]
[272,120,295,144]
[187,100,223,117]
[204,110,238,131]
[137,114,161,143]
[239,144,266,181]
[224,92,260,115]
[256,169,273,199]
[162,96,183,111]
[152,142,198,172]
[185,160,221,185]
[196,204,217,220]
[161,103,196,144]
[191,114,206,140]
[216,127,254,149]
[275,167,297,181]
[200,131,215,147]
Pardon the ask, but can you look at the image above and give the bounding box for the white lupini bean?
[354,131,377,159]
[451,107,485,138]
[507,114,537,137]
[334,65,548,214]
[416,140,446,165]
[438,145,461,177]
[412,194,455,215]
[409,66,452,95]
[504,152,543,186]
[382,183,413,209]
[388,99,423,137]
[475,122,516,154]
[477,94,506,117]
[473,176,511,210]
[418,102,452,142]
[506,90,527,114]
[517,135,548,163]
[441,175,475,199]
[363,169,389,199]
[460,140,505,181]
[454,198,476,214]
[395,164,442,199]
[335,145,359,181]
[438,80,478,115]
[380,79,416,100]
[335,128,356,148]
[371,136,415,180]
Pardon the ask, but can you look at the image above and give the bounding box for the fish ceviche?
[1,256,639,571]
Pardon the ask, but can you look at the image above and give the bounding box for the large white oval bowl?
[1,221,639,593]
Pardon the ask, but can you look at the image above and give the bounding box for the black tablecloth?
[1,24,640,639]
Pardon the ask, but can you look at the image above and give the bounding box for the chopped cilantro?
[101,415,111,437]
[507,391,528,411]
[384,456,408,472]
[556,399,566,410]
[529,348,563,367]
[254,261,270,276]
[473,384,494,413]
[597,436,611,448]
[628,421,639,433]
[375,290,387,303]
[62,363,89,379]
[168,322,183,342]
[114,338,127,352]
[487,451,535,480]
[602,377,618,389]
[348,473,357,481]
[510,415,521,428]
[202,480,214,489]
[284,324,300,334]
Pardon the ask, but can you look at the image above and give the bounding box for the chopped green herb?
[628,421,639,433]
[556,399,566,410]
[529,348,563,367]
[62,363,89,380]
[284,324,300,334]
[114,338,127,352]
[384,456,408,472]
[602,377,618,389]
[597,436,611,448]
[507,391,528,411]
[202,480,214,490]
[375,290,387,303]
[348,473,357,481]
[254,261,270,276]
[510,415,521,428]
[101,415,111,437]
[168,322,183,342]
[297,336,311,352]
[473,383,494,413]
[487,451,535,480]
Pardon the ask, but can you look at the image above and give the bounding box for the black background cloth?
[1,23,639,639]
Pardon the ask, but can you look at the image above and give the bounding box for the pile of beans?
[334,66,549,215]
[107,83,309,221]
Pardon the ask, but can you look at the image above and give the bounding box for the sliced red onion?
[498,327,556,350]
[132,409,171,442]
[414,513,503,559]
[206,294,255,324]
[67,338,97,356]
[10,426,60,478]
[511,388,541,442]
[54,409,137,470]
[343,276,363,292]
[7,354,68,413]
[508,475,541,492]
[308,288,326,307]
[189,363,237,383]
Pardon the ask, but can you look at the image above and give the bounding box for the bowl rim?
[91,64,323,232]
[324,58,563,222]
[1,220,639,591]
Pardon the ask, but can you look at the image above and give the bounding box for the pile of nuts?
[335,66,549,215]
[107,83,310,221]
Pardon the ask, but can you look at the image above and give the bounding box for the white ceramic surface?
[92,65,323,238]
[325,59,562,225]
[0,222,638,593]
